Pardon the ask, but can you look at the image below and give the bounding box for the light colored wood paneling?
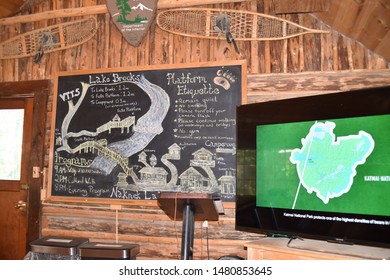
[246,70,390,103]
[41,202,258,259]
[246,238,390,260]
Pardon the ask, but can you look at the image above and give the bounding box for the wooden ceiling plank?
[331,0,361,35]
[315,0,390,61]
[314,0,343,26]
[274,0,330,14]
[0,8,11,14]
[350,0,378,39]
[356,3,390,51]
[0,0,24,18]
[2,1,23,11]
[375,30,390,61]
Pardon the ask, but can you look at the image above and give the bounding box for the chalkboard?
[48,61,246,203]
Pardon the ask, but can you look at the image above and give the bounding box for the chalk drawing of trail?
[90,75,170,174]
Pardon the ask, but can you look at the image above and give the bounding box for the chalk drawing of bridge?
[71,140,133,177]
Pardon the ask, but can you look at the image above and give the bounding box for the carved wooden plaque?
[106,0,157,47]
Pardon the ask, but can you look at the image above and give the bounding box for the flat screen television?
[235,86,390,249]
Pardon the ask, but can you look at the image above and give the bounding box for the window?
[0,109,24,180]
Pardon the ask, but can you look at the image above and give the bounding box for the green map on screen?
[256,114,390,216]
[290,121,374,205]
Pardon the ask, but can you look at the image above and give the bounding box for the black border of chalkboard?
[48,61,247,205]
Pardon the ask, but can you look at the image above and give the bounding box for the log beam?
[0,0,247,26]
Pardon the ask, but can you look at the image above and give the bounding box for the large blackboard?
[48,61,246,203]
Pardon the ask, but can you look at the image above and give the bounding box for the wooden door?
[0,98,32,259]
[0,81,49,259]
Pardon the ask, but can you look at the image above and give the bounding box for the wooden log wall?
[0,0,389,260]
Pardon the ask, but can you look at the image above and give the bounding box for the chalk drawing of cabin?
[167,143,181,160]
[116,172,128,188]
[218,171,235,195]
[190,148,215,167]
[139,166,168,185]
[138,151,147,163]
[55,136,62,146]
[179,167,210,191]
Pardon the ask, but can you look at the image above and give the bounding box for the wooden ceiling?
[0,0,24,18]
[0,0,389,61]
[315,0,390,62]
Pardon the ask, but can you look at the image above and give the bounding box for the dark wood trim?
[0,80,50,253]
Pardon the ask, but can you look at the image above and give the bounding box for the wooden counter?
[245,237,390,260]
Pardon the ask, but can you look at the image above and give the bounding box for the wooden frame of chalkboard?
[48,60,247,205]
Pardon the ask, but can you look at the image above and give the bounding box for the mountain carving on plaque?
[106,0,157,47]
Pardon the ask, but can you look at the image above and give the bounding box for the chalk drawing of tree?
[116,0,132,24]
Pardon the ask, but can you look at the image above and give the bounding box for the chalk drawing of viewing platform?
[97,114,134,134]
[56,114,135,142]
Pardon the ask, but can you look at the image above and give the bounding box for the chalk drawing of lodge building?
[181,148,235,195]
[138,153,169,185]
[219,171,235,195]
